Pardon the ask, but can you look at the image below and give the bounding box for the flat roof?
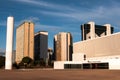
[74,32,120,45]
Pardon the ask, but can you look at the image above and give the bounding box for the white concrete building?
[54,22,120,70]
[81,21,113,40]
[54,54,120,70]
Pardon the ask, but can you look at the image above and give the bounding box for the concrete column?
[104,24,111,35]
[5,16,14,70]
[88,21,95,39]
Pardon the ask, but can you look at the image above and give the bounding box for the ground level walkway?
[0,69,120,80]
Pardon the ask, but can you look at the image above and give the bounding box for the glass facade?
[64,63,109,69]
[64,64,82,69]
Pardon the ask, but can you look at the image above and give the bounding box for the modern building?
[34,31,48,62]
[81,21,114,40]
[54,22,120,70]
[16,22,34,63]
[54,32,73,61]
[48,48,53,62]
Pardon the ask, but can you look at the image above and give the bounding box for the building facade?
[54,32,73,61]
[54,22,120,70]
[34,31,48,62]
[81,21,114,40]
[16,22,34,63]
[73,32,120,58]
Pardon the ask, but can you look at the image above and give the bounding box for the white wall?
[54,55,120,70]
[54,61,64,69]
[72,53,85,61]
[74,32,120,58]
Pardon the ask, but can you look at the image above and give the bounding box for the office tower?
[34,31,48,62]
[16,22,34,63]
[81,21,114,40]
[5,16,14,70]
[54,32,73,61]
[48,48,53,62]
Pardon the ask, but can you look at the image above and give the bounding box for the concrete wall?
[54,61,84,69]
[87,55,120,70]
[54,61,64,69]
[73,32,120,58]
[72,53,85,61]
[54,57,120,70]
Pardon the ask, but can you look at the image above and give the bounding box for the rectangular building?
[54,22,120,70]
[81,21,114,40]
[54,32,120,70]
[16,22,34,63]
[34,31,48,61]
[54,32,73,61]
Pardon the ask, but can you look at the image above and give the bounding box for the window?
[64,64,82,69]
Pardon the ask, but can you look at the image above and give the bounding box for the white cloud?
[34,23,63,33]
[38,6,106,21]
[38,4,120,31]
[12,16,40,29]
[34,23,80,36]
[19,16,39,23]
[9,0,120,31]
[39,11,74,18]
[13,0,76,11]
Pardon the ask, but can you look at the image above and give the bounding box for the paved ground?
[0,69,120,80]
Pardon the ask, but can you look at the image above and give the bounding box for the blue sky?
[1,0,120,51]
